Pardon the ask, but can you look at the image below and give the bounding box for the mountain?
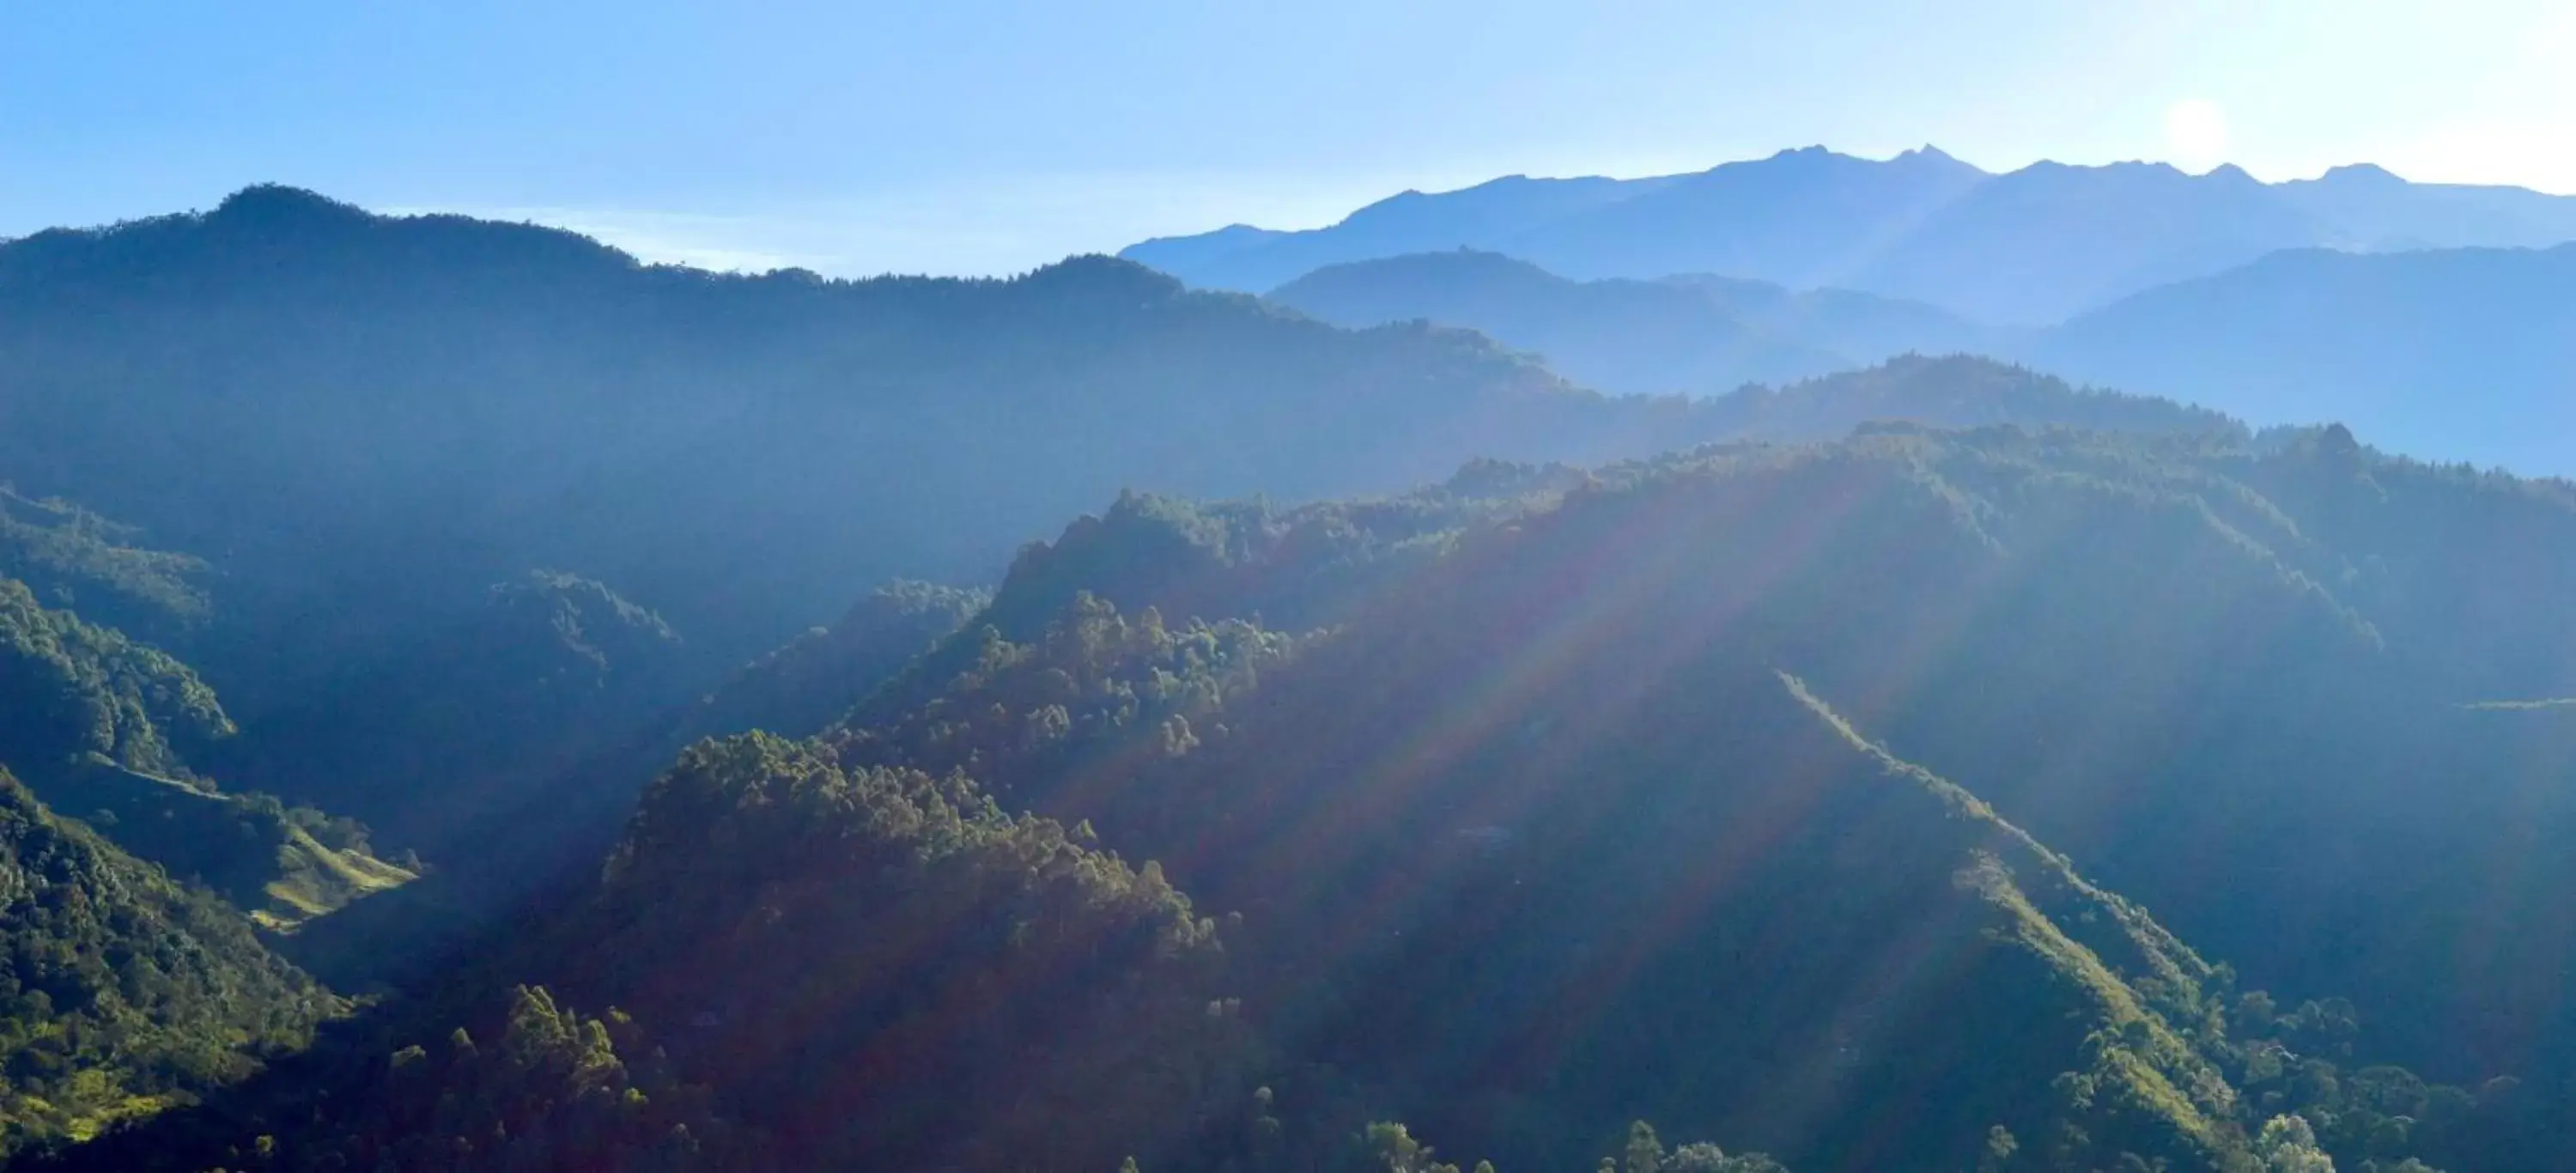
[0,484,211,651]
[2278,163,2576,251]
[1268,250,1993,393]
[210,569,692,846]
[1127,146,1984,297]
[47,423,2576,1172]
[0,767,337,1153]
[1709,356,2236,441]
[819,426,2576,1171]
[2029,243,2576,475]
[0,187,1572,686]
[1273,244,2576,479]
[1835,161,2317,325]
[1267,248,2228,432]
[675,580,993,750]
[0,573,416,929]
[0,574,232,785]
[0,186,1702,855]
[1507,145,1991,287]
[27,763,416,933]
[1659,273,2004,369]
[1125,173,1668,292]
[26,184,2576,1172]
[0,187,2293,863]
[1124,146,2576,322]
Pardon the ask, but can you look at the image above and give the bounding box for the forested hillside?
[3,185,2569,1173]
[0,573,414,931]
[0,486,211,650]
[37,424,2576,1172]
[0,769,337,1152]
[20,9,2576,1171]
[0,187,1665,860]
[0,189,2282,873]
[0,185,1609,667]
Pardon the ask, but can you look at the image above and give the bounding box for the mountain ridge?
[11,179,2576,1171]
[1269,244,2576,477]
[1268,248,1999,392]
[2033,241,2576,473]
[1122,146,2576,322]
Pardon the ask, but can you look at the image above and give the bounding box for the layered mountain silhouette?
[1269,249,1997,393]
[0,185,1631,852]
[1125,146,2576,323]
[2033,242,2576,473]
[0,186,2306,848]
[1127,147,1982,299]
[1270,245,2576,477]
[14,181,2576,1172]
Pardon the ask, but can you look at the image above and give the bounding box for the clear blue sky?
[5,1,2570,276]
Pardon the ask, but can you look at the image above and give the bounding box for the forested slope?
[15,186,2576,1173]
[0,769,337,1152]
[0,574,414,930]
[40,424,2576,1171]
[0,188,1690,862]
[0,185,2308,881]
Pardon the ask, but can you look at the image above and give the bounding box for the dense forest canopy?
[3,185,2576,1173]
[0,190,2277,867]
[0,768,337,1152]
[28,423,2576,1172]
[0,567,415,927]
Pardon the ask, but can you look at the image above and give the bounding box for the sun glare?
[2163,98,2233,173]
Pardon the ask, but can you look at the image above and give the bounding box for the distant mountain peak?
[1890,144,1987,180]
[2315,162,2407,186]
[1749,144,1845,170]
[1122,144,2576,317]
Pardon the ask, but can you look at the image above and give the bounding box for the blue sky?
[5,1,2571,276]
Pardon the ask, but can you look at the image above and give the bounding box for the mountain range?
[1269,250,1996,394]
[0,185,2300,855]
[1268,246,2576,476]
[1125,146,2576,325]
[4,185,2576,1172]
[2032,243,2576,474]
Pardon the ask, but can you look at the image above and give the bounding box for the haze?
[5,0,2573,275]
[9,6,2576,1172]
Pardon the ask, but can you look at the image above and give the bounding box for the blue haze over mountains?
[1126,146,2576,322]
[14,155,2576,1170]
[1163,146,2576,476]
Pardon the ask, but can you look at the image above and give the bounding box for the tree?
[1625,1121,1664,1173]
[1978,1125,2019,1173]
[2259,1115,2336,1173]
